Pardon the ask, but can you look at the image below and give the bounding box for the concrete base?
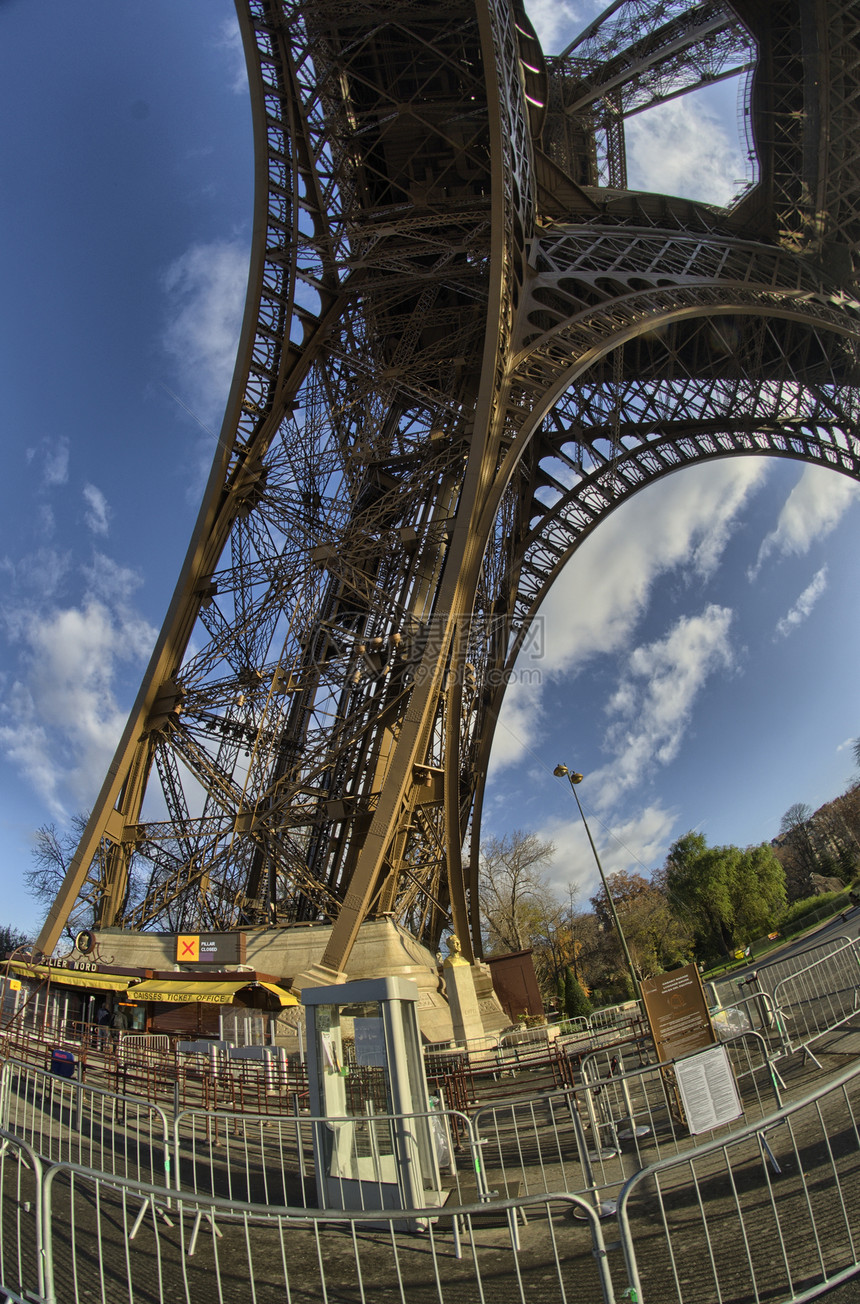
[77,919,508,1043]
[444,961,484,1044]
[471,962,516,1035]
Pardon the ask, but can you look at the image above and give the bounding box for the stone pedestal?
[83,918,457,1042]
[444,960,485,1044]
[471,961,516,1033]
[289,961,348,994]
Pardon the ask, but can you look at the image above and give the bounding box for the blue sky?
[0,1,857,935]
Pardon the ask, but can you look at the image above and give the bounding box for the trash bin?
[49,1048,76,1079]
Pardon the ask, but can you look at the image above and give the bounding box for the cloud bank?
[493,459,766,773]
[0,554,156,817]
[751,466,859,578]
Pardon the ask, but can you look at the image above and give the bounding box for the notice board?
[641,962,716,1063]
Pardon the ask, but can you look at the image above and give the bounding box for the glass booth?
[302,977,444,1218]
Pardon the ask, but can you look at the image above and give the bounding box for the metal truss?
[546,0,757,189]
[37,0,860,980]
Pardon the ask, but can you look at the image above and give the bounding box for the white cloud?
[161,238,249,429]
[774,565,828,639]
[26,436,69,489]
[36,504,55,538]
[82,483,110,536]
[490,460,764,776]
[538,459,764,675]
[491,689,547,769]
[82,552,146,605]
[594,603,735,807]
[750,466,859,577]
[0,549,71,602]
[526,0,583,52]
[540,799,676,898]
[0,565,156,817]
[215,16,248,95]
[626,93,746,207]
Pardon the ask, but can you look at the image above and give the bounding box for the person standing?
[96,1003,111,1049]
[109,1003,129,1045]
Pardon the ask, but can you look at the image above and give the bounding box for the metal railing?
[719,935,860,1067]
[0,1058,171,1187]
[617,1057,860,1304]
[2,1044,860,1302]
[31,1160,618,1304]
[469,1032,784,1220]
[0,1131,44,1302]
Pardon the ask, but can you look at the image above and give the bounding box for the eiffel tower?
[37,0,860,984]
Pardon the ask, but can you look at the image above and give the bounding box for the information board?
[641,962,716,1062]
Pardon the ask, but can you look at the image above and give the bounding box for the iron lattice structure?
[39,0,860,977]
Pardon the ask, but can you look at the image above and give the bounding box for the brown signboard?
[641,962,716,1063]
[486,949,544,1021]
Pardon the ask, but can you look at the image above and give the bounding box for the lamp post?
[553,765,642,1005]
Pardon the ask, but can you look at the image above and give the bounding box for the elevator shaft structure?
[38,0,860,978]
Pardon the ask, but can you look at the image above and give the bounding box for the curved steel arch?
[36,0,860,982]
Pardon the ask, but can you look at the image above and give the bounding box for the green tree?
[0,924,30,957]
[563,965,592,1020]
[664,832,786,960]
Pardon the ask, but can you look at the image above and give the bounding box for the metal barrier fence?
[724,935,860,1068]
[0,1037,784,1217]
[0,1130,44,1302]
[172,1103,483,1222]
[772,941,860,1065]
[32,1161,618,1304]
[4,1044,860,1302]
[0,1058,171,1187]
[470,1032,784,1219]
[712,933,852,1021]
[617,1057,860,1304]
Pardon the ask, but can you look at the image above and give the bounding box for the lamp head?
[553,764,584,784]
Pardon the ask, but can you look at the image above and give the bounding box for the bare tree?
[26,815,90,941]
[780,802,813,833]
[478,830,557,956]
[777,802,819,899]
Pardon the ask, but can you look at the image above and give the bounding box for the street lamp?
[553,764,642,1005]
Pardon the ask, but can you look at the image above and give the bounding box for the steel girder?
[37,0,860,979]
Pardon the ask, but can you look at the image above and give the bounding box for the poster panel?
[674,1043,743,1134]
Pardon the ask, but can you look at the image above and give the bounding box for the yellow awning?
[4,962,132,993]
[124,978,296,1005]
[257,981,298,1007]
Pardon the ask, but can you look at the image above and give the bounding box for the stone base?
[444,962,484,1044]
[289,962,348,993]
[81,918,467,1042]
[471,962,515,1034]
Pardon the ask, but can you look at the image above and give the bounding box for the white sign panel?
[354,1016,387,1067]
[674,1043,743,1135]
